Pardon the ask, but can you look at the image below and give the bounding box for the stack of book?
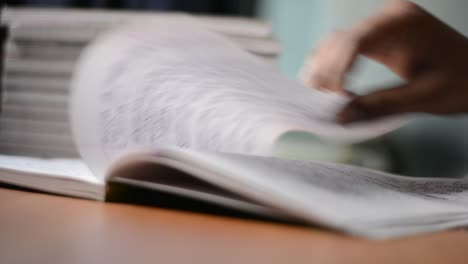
[1,7,281,158]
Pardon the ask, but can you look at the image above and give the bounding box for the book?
[8,38,280,61]
[3,7,280,60]
[3,7,273,39]
[1,17,467,239]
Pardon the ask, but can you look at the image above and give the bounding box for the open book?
[1,18,468,239]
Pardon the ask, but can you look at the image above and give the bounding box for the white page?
[0,154,104,199]
[0,154,95,182]
[71,18,406,178]
[148,147,468,238]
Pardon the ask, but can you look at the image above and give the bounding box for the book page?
[0,154,104,200]
[147,147,468,238]
[70,18,406,178]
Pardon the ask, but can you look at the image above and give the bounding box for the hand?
[301,0,468,124]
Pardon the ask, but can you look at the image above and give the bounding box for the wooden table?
[1,186,468,264]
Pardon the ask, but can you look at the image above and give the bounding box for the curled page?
[70,18,405,178]
[155,148,468,238]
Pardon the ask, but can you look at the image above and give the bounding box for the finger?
[309,32,360,93]
[308,27,384,93]
[319,34,362,91]
[302,1,422,93]
[298,49,325,89]
[301,32,348,92]
[336,75,444,124]
[300,36,336,89]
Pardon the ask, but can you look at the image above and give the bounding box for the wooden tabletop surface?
[1,186,468,264]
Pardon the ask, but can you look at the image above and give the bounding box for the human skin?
[302,0,468,124]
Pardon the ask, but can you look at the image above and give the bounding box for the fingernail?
[337,105,368,124]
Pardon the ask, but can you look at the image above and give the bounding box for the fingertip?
[309,72,327,89]
[328,79,345,93]
[308,62,349,94]
[314,65,349,93]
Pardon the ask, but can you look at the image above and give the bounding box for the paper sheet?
[71,18,405,178]
[157,147,468,238]
[0,154,96,182]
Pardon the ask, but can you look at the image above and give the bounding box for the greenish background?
[257,0,468,178]
[257,0,322,78]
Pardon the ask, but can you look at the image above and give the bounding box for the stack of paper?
[1,8,280,158]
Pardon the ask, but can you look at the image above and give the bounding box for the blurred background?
[4,0,468,178]
[266,0,468,179]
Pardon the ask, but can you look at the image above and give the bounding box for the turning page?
[108,147,468,238]
[70,18,405,178]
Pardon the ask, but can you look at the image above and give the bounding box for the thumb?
[337,76,442,124]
